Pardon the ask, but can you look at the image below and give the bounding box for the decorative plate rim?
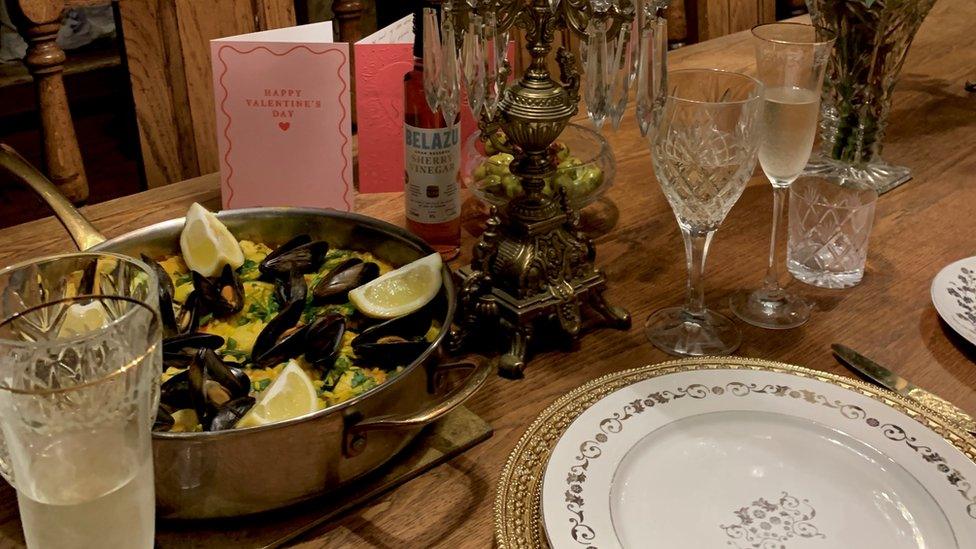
[493,357,976,549]
[931,255,976,344]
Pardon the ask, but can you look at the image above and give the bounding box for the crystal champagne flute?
[729,23,835,329]
[646,69,763,356]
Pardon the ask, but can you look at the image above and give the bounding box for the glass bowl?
[461,123,616,210]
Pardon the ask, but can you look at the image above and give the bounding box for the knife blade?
[831,344,976,436]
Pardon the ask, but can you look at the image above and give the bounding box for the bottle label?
[404,123,460,225]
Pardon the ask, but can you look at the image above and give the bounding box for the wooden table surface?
[1,1,975,546]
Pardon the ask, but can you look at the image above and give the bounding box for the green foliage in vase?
[807,0,937,163]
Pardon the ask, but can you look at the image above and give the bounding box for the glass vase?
[805,0,937,194]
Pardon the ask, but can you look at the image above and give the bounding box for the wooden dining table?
[0,0,974,546]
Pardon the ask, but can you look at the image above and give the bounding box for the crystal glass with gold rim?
[0,253,161,549]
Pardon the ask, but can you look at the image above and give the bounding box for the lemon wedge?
[179,203,244,277]
[58,301,110,337]
[237,360,319,428]
[349,253,442,319]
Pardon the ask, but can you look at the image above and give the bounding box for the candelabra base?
[452,266,630,378]
[449,198,630,379]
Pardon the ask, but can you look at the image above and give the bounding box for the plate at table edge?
[931,256,976,346]
[493,357,976,549]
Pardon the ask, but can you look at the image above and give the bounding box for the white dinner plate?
[932,256,976,346]
[541,366,976,548]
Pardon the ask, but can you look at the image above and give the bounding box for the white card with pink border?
[211,22,353,211]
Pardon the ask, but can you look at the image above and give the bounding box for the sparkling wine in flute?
[758,86,820,184]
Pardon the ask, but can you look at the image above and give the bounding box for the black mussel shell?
[258,235,310,276]
[199,348,250,399]
[209,396,255,431]
[154,404,175,431]
[353,336,429,367]
[274,269,307,307]
[187,348,251,429]
[160,369,194,411]
[251,298,306,368]
[351,307,433,348]
[304,313,346,368]
[312,259,380,304]
[253,323,310,370]
[194,265,245,318]
[163,332,225,355]
[176,291,201,334]
[78,260,98,295]
[163,351,194,371]
[259,237,329,277]
[141,254,178,334]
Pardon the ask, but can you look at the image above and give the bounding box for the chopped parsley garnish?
[240,259,257,271]
[220,348,249,360]
[350,370,368,388]
[199,313,213,326]
[175,272,193,287]
[226,337,238,350]
[247,296,279,323]
[235,316,250,326]
[252,379,271,392]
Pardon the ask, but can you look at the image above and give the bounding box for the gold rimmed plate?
[494,357,976,548]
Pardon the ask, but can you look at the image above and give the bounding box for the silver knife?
[832,344,976,436]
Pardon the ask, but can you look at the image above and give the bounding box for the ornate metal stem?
[450,0,632,377]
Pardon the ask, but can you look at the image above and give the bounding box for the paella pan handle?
[0,144,106,250]
[343,354,491,457]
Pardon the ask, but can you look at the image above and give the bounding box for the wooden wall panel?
[118,0,197,187]
[172,0,255,177]
[119,0,296,188]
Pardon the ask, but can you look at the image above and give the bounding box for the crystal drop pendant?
[493,26,509,108]
[462,16,486,117]
[438,8,461,125]
[607,20,633,128]
[584,18,609,130]
[422,8,442,113]
[636,13,667,136]
[482,12,499,118]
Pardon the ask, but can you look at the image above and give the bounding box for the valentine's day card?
[355,16,513,194]
[212,22,353,210]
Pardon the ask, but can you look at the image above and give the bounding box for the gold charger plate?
[493,357,976,549]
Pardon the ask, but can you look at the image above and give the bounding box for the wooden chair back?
[117,0,298,189]
[5,0,108,203]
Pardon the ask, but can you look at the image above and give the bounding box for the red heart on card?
[278,122,290,131]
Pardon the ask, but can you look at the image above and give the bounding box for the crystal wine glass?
[729,23,835,329]
[646,69,763,356]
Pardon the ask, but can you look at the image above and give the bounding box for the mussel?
[163,332,225,355]
[78,259,98,295]
[251,298,306,368]
[177,348,252,430]
[194,265,245,317]
[312,258,380,304]
[154,404,176,431]
[160,369,194,411]
[141,254,178,334]
[304,313,346,368]
[209,396,255,431]
[351,308,432,367]
[259,236,329,277]
[352,307,433,345]
[274,269,307,307]
[175,291,201,334]
[353,335,429,366]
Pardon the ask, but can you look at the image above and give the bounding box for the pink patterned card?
[211,23,353,211]
[355,16,510,193]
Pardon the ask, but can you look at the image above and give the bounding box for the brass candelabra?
[439,0,645,377]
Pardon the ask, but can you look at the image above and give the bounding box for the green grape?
[472,163,488,181]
